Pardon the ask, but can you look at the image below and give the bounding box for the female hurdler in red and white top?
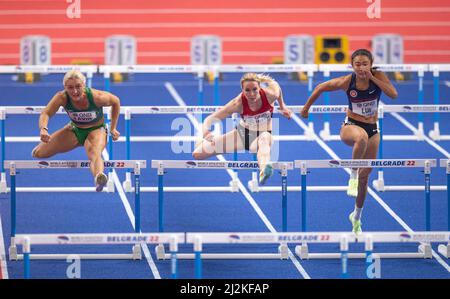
[193,73,292,185]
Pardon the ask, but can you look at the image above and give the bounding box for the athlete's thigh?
[249,131,272,153]
[363,133,380,160]
[39,125,80,155]
[214,129,245,153]
[340,124,368,146]
[359,133,380,177]
[84,127,107,154]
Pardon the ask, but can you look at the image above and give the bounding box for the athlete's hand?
[40,128,51,143]
[363,68,374,80]
[111,129,120,141]
[279,107,292,120]
[300,106,310,119]
[358,68,373,80]
[203,131,215,143]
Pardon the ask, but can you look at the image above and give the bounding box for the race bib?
[68,111,98,123]
[351,99,377,117]
[242,111,272,130]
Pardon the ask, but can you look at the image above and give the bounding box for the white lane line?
[102,149,161,279]
[0,213,8,279]
[165,82,311,279]
[291,113,450,273]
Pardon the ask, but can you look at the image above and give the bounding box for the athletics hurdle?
[373,105,450,192]
[186,231,450,279]
[151,159,293,260]
[0,65,97,88]
[14,232,183,279]
[0,104,302,194]
[5,159,145,261]
[294,158,437,260]
[438,159,450,258]
[428,64,450,140]
[102,105,310,192]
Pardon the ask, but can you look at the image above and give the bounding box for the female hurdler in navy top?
[31,70,121,192]
[300,49,398,234]
[193,73,292,185]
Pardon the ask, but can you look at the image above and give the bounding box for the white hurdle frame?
[5,160,146,261]
[151,159,294,260]
[294,159,438,260]
[372,105,450,192]
[2,104,448,194]
[14,232,184,279]
[428,64,450,140]
[186,231,450,279]
[313,104,450,142]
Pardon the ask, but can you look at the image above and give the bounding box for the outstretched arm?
[258,74,292,119]
[202,96,240,139]
[276,88,292,119]
[301,75,350,118]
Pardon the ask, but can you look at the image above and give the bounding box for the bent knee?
[31,146,49,158]
[192,152,208,160]
[259,132,272,141]
[354,134,368,147]
[257,132,272,146]
[86,148,103,160]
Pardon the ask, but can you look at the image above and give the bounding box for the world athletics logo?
[185,161,197,168]
[228,234,241,243]
[399,233,412,242]
[328,160,340,167]
[38,161,50,168]
[57,235,70,244]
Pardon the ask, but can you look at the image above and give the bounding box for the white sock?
[350,169,358,180]
[353,206,363,221]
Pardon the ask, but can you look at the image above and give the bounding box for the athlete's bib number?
[352,99,377,117]
[68,111,97,123]
[242,111,271,130]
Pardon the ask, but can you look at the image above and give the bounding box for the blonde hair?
[240,73,274,88]
[63,70,86,86]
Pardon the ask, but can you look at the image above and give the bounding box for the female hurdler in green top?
[32,70,121,192]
